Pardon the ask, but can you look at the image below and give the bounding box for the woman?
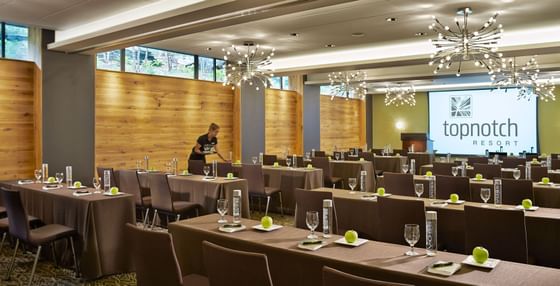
[189,123,227,163]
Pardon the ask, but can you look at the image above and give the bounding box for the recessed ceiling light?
[386,17,397,22]
[415,32,426,36]
[290,33,300,37]
[206,47,212,51]
[351,32,365,37]
[325,44,336,48]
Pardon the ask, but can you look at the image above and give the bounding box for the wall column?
[303,83,321,152]
[240,83,265,163]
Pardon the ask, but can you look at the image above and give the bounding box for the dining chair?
[360,152,375,162]
[295,156,305,168]
[125,223,208,286]
[263,154,278,166]
[188,160,206,175]
[314,150,327,157]
[322,266,413,286]
[294,188,337,233]
[240,164,283,215]
[1,188,80,285]
[118,170,151,226]
[383,172,414,197]
[377,196,425,247]
[311,157,343,188]
[525,154,539,161]
[464,205,528,263]
[551,159,560,170]
[502,157,527,169]
[432,162,456,176]
[472,163,502,179]
[467,157,488,165]
[435,175,471,201]
[216,162,233,177]
[501,178,533,205]
[202,241,273,286]
[530,166,548,182]
[96,166,118,188]
[149,173,201,227]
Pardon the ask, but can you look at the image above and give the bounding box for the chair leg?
[151,209,158,230]
[279,192,284,217]
[265,196,271,216]
[6,239,19,280]
[258,197,262,212]
[142,208,150,230]
[69,237,81,277]
[51,243,58,268]
[0,232,6,253]
[28,245,42,286]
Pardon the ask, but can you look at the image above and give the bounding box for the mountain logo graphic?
[450,95,472,118]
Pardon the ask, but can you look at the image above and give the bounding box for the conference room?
[1,0,560,285]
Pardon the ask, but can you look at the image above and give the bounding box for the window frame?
[1,22,5,58]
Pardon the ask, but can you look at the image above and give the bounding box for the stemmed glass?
[286,157,292,168]
[414,184,424,200]
[252,156,258,164]
[217,199,228,224]
[305,211,319,239]
[348,178,357,193]
[305,152,311,161]
[404,224,420,256]
[93,177,101,193]
[34,169,42,183]
[480,188,491,207]
[55,172,64,186]
[203,165,211,178]
[335,152,340,161]
[513,169,521,180]
[451,167,458,177]
[136,160,142,171]
[402,164,409,174]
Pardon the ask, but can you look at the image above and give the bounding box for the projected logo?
[449,95,472,118]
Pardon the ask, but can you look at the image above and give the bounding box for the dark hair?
[209,123,220,131]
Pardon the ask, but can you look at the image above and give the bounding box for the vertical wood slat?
[320,95,364,154]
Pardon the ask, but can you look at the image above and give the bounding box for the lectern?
[401,133,433,152]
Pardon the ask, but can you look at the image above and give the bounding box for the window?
[0,24,3,58]
[270,76,282,89]
[282,76,290,90]
[96,50,121,71]
[215,59,226,82]
[125,46,195,78]
[198,56,215,81]
[320,85,334,95]
[2,23,29,60]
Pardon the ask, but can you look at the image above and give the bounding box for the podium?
[401,133,433,153]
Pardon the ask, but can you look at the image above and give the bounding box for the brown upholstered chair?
[263,154,278,166]
[502,158,527,169]
[322,266,412,286]
[383,172,414,197]
[0,206,5,218]
[119,170,151,225]
[360,152,375,162]
[525,154,539,161]
[188,160,206,175]
[435,175,471,201]
[473,163,502,179]
[552,153,560,160]
[501,178,533,206]
[202,241,273,286]
[216,162,233,177]
[432,162,456,176]
[467,157,488,165]
[125,223,208,286]
[377,196,425,247]
[294,188,337,233]
[312,157,343,188]
[2,188,80,285]
[530,166,548,182]
[149,173,200,227]
[464,205,528,263]
[240,164,283,215]
[96,166,118,188]
[314,150,327,157]
[294,156,305,168]
[552,159,560,170]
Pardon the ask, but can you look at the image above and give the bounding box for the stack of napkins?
[427,261,461,276]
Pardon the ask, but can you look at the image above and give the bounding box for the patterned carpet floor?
[0,212,293,285]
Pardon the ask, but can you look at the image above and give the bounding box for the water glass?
[93,177,101,193]
[402,164,409,174]
[335,152,340,161]
[286,157,292,168]
[513,169,521,180]
[480,188,491,206]
[55,172,64,185]
[305,152,311,161]
[217,199,228,224]
[404,224,420,256]
[34,169,42,183]
[451,167,458,177]
[414,184,424,199]
[203,165,211,177]
[252,156,258,164]
[136,160,142,170]
[348,178,357,192]
[305,211,319,239]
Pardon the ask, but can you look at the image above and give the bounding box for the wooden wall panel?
[95,71,235,170]
[320,95,365,154]
[0,59,38,179]
[265,89,300,156]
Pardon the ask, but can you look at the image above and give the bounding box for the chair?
[2,188,80,285]
[216,162,233,177]
[322,266,412,286]
[530,166,548,182]
[467,157,488,165]
[312,157,343,188]
[377,196,425,247]
[435,175,471,201]
[552,159,560,170]
[118,170,151,225]
[202,241,273,286]
[188,160,206,175]
[360,152,374,162]
[432,162,456,176]
[501,178,533,205]
[552,153,560,160]
[314,150,327,157]
[464,205,528,263]
[371,148,384,155]
[294,188,337,233]
[502,157,527,169]
[263,154,278,166]
[525,153,539,161]
[240,164,283,215]
[473,163,502,179]
[96,166,118,188]
[149,173,200,227]
[295,156,305,168]
[383,172,414,197]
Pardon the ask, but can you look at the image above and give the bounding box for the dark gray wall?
[42,30,95,183]
[303,84,321,152]
[366,94,372,149]
[241,83,265,163]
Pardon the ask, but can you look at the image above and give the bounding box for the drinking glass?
[305,211,319,239]
[480,188,491,206]
[203,165,211,177]
[404,224,420,256]
[34,169,42,183]
[305,152,311,161]
[252,156,258,164]
[451,166,458,177]
[285,157,291,168]
[414,184,424,199]
[335,152,340,161]
[513,169,521,180]
[348,178,357,192]
[93,177,101,193]
[55,172,64,185]
[402,164,409,174]
[136,160,142,171]
[217,199,228,224]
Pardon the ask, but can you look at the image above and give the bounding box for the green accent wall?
[538,88,560,154]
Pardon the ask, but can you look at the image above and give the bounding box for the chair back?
[97,167,118,187]
[432,162,455,176]
[118,170,144,206]
[149,173,173,212]
[501,178,533,205]
[371,149,384,155]
[314,150,327,157]
[502,158,526,169]
[294,188,337,233]
[360,152,374,162]
[1,188,30,241]
[263,154,278,166]
[530,166,548,182]
[473,163,502,179]
[377,196,425,247]
[552,159,560,170]
[188,160,205,175]
[217,162,233,177]
[464,205,528,263]
[322,266,412,286]
[295,156,305,168]
[383,172,414,197]
[435,175,471,201]
[467,157,488,165]
[124,223,183,286]
[240,164,265,195]
[202,241,273,286]
[312,157,333,181]
[525,154,539,161]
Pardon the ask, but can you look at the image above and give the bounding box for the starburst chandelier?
[222,41,274,90]
[491,57,556,101]
[384,84,416,107]
[429,8,504,77]
[327,71,367,100]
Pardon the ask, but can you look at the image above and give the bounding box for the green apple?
[261,216,273,229]
[532,158,538,162]
[377,187,385,196]
[472,246,489,264]
[273,162,279,167]
[110,186,119,195]
[450,193,459,203]
[542,177,550,184]
[182,170,189,175]
[47,177,56,183]
[235,159,241,164]
[307,164,313,169]
[425,171,433,177]
[475,173,483,180]
[522,199,533,209]
[227,172,234,179]
[328,156,332,161]
[396,153,400,156]
[359,158,365,161]
[344,230,358,243]
[73,181,82,188]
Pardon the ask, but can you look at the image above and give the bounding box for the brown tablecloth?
[169,214,560,286]
[137,173,250,218]
[0,181,135,279]
[373,155,408,173]
[330,160,375,192]
[313,188,560,268]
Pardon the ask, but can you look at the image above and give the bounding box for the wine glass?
[217,199,228,224]
[34,169,42,183]
[136,160,142,171]
[252,156,258,164]
[348,178,357,193]
[203,165,211,177]
[480,188,491,207]
[513,169,521,180]
[451,166,458,177]
[305,152,311,161]
[286,157,292,168]
[414,184,424,199]
[402,164,409,174]
[55,172,64,185]
[404,224,420,256]
[305,211,319,239]
[335,152,340,161]
[93,177,101,193]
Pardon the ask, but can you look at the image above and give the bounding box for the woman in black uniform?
[189,123,227,163]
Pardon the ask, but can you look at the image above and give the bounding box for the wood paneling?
[0,59,39,179]
[95,71,235,170]
[265,89,300,156]
[320,95,366,154]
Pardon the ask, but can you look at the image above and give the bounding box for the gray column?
[240,83,265,163]
[303,84,321,152]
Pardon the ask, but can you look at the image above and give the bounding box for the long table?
[169,214,560,286]
[311,187,560,268]
[0,181,135,279]
[373,155,408,173]
[419,164,560,182]
[330,160,375,192]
